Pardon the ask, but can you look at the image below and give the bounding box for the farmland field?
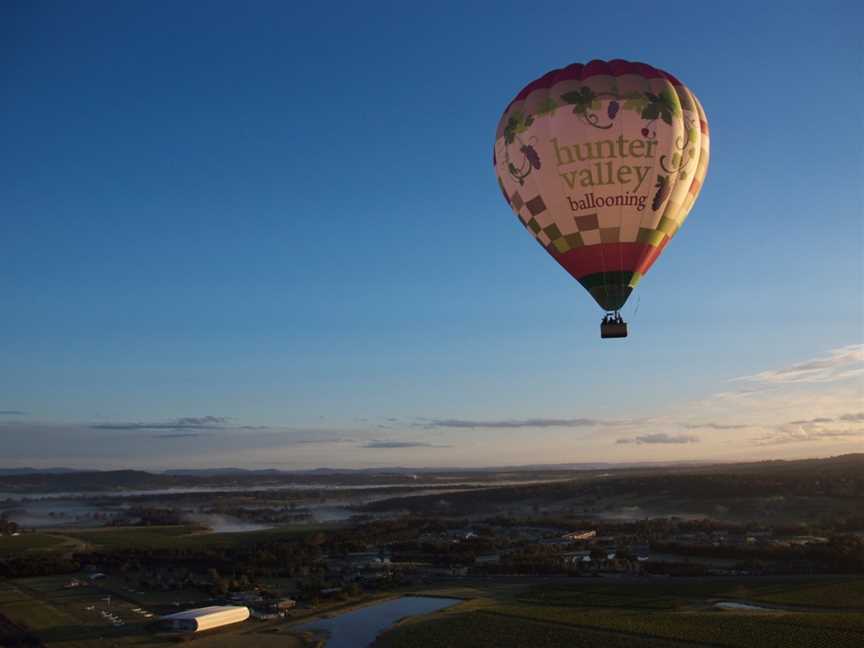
[0,533,69,553]
[517,578,864,610]
[0,580,74,630]
[0,574,314,647]
[375,578,864,648]
[489,606,864,647]
[56,523,331,551]
[375,611,676,647]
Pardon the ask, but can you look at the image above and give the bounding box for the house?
[562,550,592,565]
[230,591,263,605]
[561,530,597,542]
[347,551,391,568]
[320,587,343,597]
[275,598,296,612]
[631,544,651,561]
[538,538,572,547]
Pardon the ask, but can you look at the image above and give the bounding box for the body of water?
[296,596,460,647]
[714,601,774,611]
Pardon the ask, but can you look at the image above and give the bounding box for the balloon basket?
[601,320,628,339]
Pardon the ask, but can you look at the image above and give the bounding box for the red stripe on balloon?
[553,243,647,278]
[508,59,682,110]
[553,239,673,280]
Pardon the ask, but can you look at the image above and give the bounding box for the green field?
[0,574,314,647]
[0,533,69,553]
[375,578,864,648]
[376,611,674,647]
[518,579,864,610]
[0,580,75,630]
[58,524,330,551]
[489,606,864,647]
[737,580,864,609]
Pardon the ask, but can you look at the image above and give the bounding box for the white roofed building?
[159,605,249,633]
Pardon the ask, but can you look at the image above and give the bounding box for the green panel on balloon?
[565,233,584,249]
[580,272,634,311]
[657,216,677,236]
[587,285,633,312]
[578,271,635,289]
[637,228,666,246]
[552,237,570,253]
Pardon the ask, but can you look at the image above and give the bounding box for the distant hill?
[164,468,288,476]
[1,454,860,494]
[151,461,713,476]
[0,467,87,476]
[360,453,864,516]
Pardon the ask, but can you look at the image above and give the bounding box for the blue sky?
[2,1,862,469]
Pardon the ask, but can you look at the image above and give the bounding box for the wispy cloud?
[616,433,700,445]
[735,344,864,385]
[362,440,450,449]
[787,417,835,425]
[750,412,864,446]
[420,417,600,429]
[0,410,27,416]
[92,416,234,431]
[153,433,207,439]
[752,426,863,446]
[681,422,750,430]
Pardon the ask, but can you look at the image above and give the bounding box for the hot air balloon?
[493,59,710,338]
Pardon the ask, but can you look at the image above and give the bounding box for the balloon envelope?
[494,59,710,311]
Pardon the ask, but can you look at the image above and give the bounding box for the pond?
[296,596,460,647]
[714,601,774,611]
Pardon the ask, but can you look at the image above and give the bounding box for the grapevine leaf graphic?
[536,97,558,117]
[622,91,649,112]
[503,112,534,144]
[641,103,660,120]
[660,87,682,116]
[640,90,678,125]
[561,86,598,115]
